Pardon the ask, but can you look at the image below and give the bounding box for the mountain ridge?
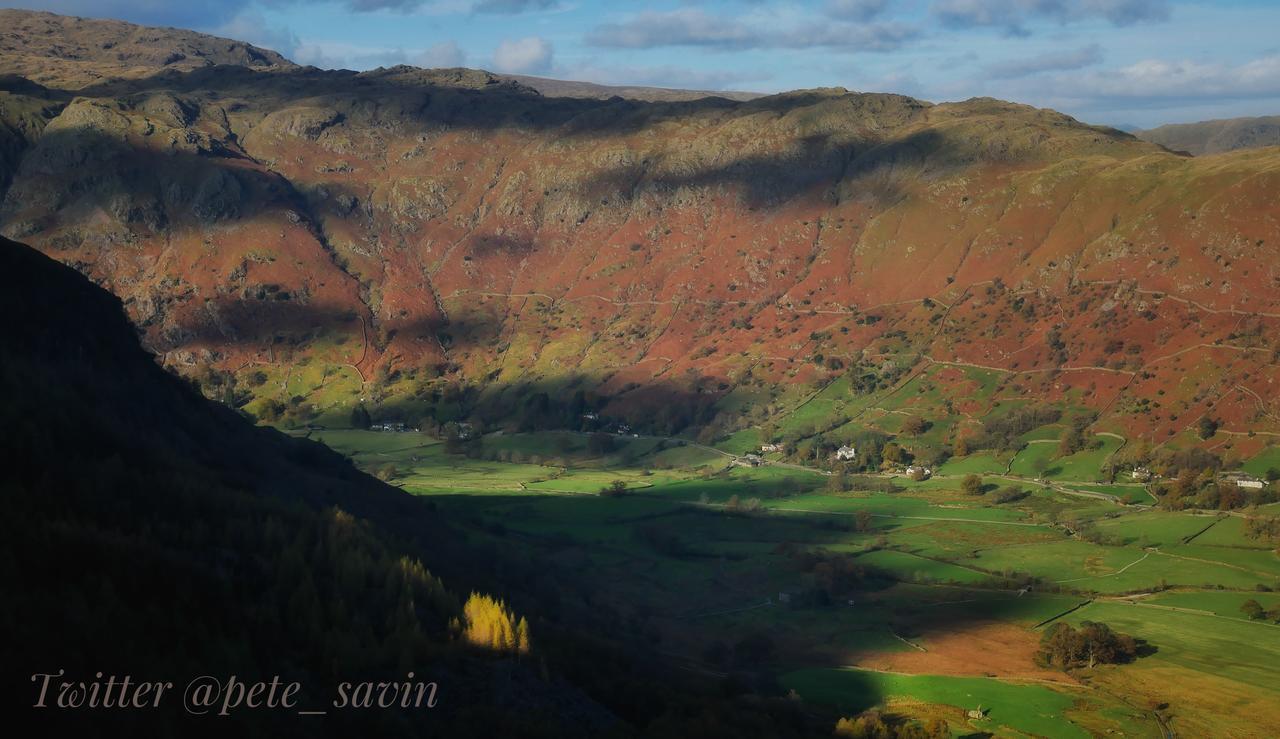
[0,11,1276,463]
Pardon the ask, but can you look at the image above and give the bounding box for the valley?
[312,424,1280,737]
[4,7,1280,737]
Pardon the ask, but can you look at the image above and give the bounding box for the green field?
[1244,446,1280,478]
[782,667,1137,738]
[936,453,1008,475]
[310,428,1280,737]
[1008,435,1123,481]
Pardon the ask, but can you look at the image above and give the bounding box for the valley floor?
[306,428,1280,738]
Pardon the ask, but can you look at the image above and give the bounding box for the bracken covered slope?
[0,11,1277,457]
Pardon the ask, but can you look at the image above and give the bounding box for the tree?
[1267,467,1280,483]
[953,435,971,457]
[1241,599,1266,620]
[1198,416,1220,440]
[901,416,928,436]
[961,474,984,496]
[456,593,530,654]
[600,479,628,497]
[883,442,912,465]
[1058,425,1086,457]
[1037,621,1138,669]
[350,404,371,430]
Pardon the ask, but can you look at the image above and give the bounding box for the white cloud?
[292,41,409,69]
[214,11,300,59]
[586,8,917,52]
[983,43,1103,79]
[414,40,467,68]
[1043,55,1280,101]
[472,0,556,13]
[825,0,889,22]
[557,62,768,91]
[932,0,1170,35]
[1080,55,1280,99]
[492,36,554,74]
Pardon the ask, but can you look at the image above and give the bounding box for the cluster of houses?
[1130,466,1269,490]
[371,421,409,433]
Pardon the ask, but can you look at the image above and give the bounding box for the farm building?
[761,443,784,453]
[1131,467,1152,482]
[834,445,857,461]
[1223,472,1267,490]
[905,465,932,480]
[737,454,763,467]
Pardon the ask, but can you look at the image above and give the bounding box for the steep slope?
[1137,115,1280,155]
[0,236,621,736]
[0,13,1277,460]
[2,234,834,736]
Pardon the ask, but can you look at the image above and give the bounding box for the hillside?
[3,229,838,734]
[0,9,293,88]
[0,11,1277,468]
[0,235,605,735]
[1137,115,1280,155]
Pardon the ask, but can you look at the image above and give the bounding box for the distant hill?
[0,9,293,88]
[1137,115,1280,155]
[0,8,756,103]
[501,73,761,102]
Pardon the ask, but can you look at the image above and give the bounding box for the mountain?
[0,10,1277,465]
[0,9,293,88]
[1137,115,1280,155]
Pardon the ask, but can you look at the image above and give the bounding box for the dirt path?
[1054,550,1152,583]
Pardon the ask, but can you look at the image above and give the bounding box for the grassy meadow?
[305,426,1280,737]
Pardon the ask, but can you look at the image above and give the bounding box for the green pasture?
[1243,446,1280,478]
[783,667,1098,739]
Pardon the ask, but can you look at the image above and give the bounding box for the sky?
[10,0,1280,128]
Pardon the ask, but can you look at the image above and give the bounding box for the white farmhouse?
[905,465,932,480]
[834,445,857,461]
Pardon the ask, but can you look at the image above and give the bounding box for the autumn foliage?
[456,593,530,654]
